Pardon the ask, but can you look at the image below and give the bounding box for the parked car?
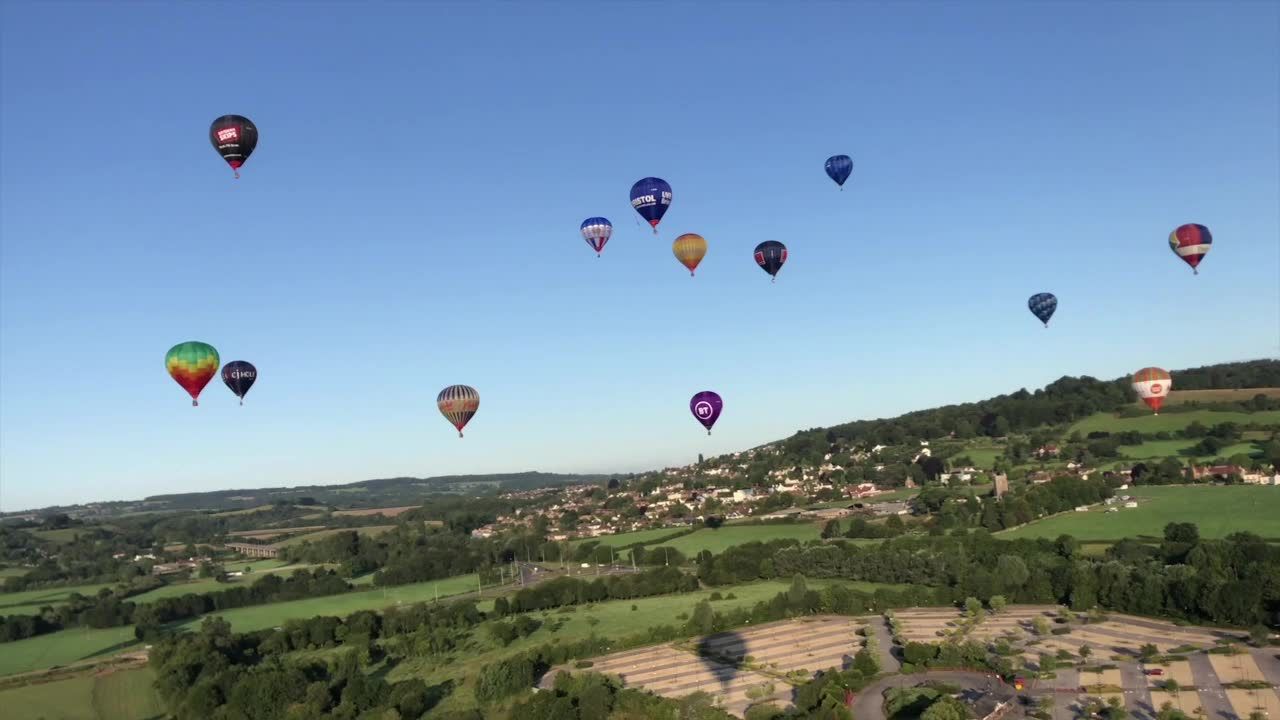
[1144,669,1164,676]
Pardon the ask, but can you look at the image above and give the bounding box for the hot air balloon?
[690,391,722,435]
[221,361,258,406]
[825,155,853,190]
[1169,224,1212,274]
[754,241,787,282]
[630,177,672,233]
[672,233,707,276]
[1132,367,1172,415]
[580,217,612,257]
[166,341,220,406]
[1028,293,1058,327]
[438,385,480,437]
[210,115,258,179]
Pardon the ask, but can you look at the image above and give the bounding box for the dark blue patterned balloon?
[630,177,671,233]
[825,155,853,188]
[1028,293,1058,327]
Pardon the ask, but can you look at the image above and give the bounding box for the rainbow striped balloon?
[165,341,220,406]
[437,384,480,437]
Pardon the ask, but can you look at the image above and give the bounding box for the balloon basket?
[192,399,198,407]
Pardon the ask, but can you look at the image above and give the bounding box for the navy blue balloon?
[630,177,672,233]
[1028,293,1058,327]
[825,155,853,189]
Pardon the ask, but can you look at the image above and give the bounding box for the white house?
[1124,501,1138,508]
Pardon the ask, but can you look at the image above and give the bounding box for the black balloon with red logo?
[221,360,257,405]
[209,115,258,178]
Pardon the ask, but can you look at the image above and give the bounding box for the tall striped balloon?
[1131,367,1172,415]
[437,384,480,437]
[1169,224,1212,274]
[165,341,220,406]
[672,233,707,276]
[580,217,612,257]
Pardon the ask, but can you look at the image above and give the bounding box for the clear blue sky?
[2,2,1277,511]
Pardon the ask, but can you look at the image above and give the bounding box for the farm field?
[1068,409,1280,436]
[996,485,1280,541]
[1116,439,1259,460]
[0,566,30,578]
[396,578,906,715]
[960,446,1004,469]
[659,523,824,556]
[0,625,138,677]
[1158,388,1280,405]
[178,572,486,632]
[570,526,692,549]
[128,563,325,604]
[2,666,163,720]
[0,582,119,616]
[271,524,396,548]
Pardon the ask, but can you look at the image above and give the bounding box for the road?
[1120,662,1155,720]
[849,670,1011,720]
[1186,653,1234,720]
[866,616,901,673]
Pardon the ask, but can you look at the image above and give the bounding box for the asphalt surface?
[1187,652,1235,720]
[1120,662,1155,719]
[867,616,902,673]
[849,670,1011,720]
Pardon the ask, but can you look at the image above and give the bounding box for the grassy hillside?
[271,524,396,548]
[996,485,1280,541]
[1157,388,1280,405]
[0,582,119,617]
[0,625,138,677]
[1,667,163,720]
[1067,409,1280,436]
[1116,439,1260,460]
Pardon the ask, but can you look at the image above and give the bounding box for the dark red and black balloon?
[754,241,788,282]
[210,115,258,179]
[221,361,257,405]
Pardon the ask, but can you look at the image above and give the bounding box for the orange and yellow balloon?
[672,233,707,276]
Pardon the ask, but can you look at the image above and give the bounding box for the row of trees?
[696,524,1280,627]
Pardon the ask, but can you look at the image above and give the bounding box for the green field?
[657,522,823,556]
[0,625,139,677]
[996,485,1280,541]
[1068,410,1280,436]
[179,572,487,633]
[398,577,909,714]
[28,528,95,545]
[271,524,396,548]
[0,567,30,578]
[0,582,119,616]
[128,563,326,604]
[1115,439,1260,460]
[1,667,163,720]
[1157,388,1280,405]
[959,446,1003,469]
[570,526,692,548]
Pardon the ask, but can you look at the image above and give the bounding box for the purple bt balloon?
[690,391,723,435]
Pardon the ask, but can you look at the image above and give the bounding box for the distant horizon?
[4,353,1274,513]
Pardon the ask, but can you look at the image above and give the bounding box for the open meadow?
[178,572,486,632]
[996,485,1280,541]
[1068,409,1280,436]
[0,625,139,677]
[0,582,120,616]
[1,666,163,720]
[1155,388,1280,405]
[570,526,691,549]
[658,522,823,556]
[1115,439,1260,460]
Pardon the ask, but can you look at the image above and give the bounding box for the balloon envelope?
[581,217,612,256]
[1132,367,1172,414]
[1028,293,1058,327]
[690,391,723,434]
[672,233,707,275]
[222,361,258,405]
[825,155,853,187]
[166,341,220,406]
[754,241,787,279]
[630,177,672,232]
[438,385,480,437]
[1169,224,1212,274]
[209,115,258,178]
